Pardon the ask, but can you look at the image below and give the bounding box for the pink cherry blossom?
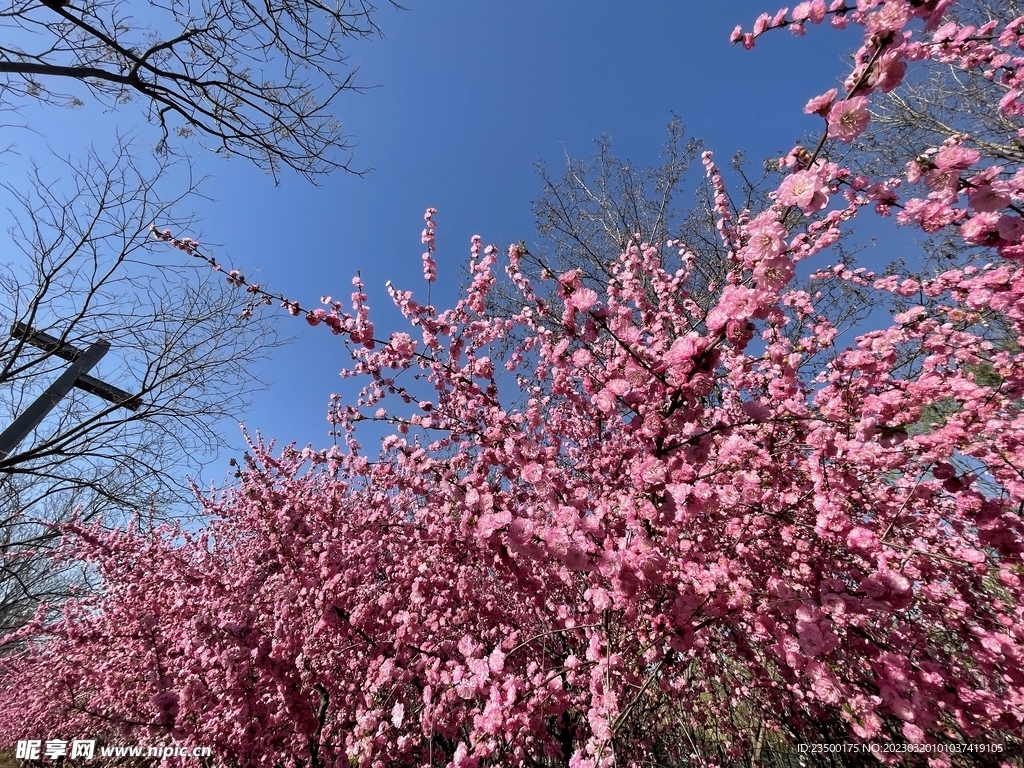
[804,88,838,116]
[967,182,1011,212]
[826,96,870,142]
[568,287,599,312]
[961,211,1002,244]
[25,2,1024,764]
[743,213,789,264]
[753,256,796,291]
[934,144,981,170]
[776,169,829,213]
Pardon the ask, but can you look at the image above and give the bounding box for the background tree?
[484,118,724,328]
[0,0,401,181]
[513,0,1022,451]
[0,0,402,636]
[0,143,285,636]
[478,117,881,442]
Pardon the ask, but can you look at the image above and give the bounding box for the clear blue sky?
[6,2,905,499]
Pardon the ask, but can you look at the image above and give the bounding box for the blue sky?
[5,2,907,499]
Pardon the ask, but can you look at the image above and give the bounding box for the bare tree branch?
[0,141,288,635]
[0,0,404,181]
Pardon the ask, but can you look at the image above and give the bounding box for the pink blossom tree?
[3,1,1024,766]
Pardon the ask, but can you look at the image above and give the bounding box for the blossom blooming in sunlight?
[804,88,837,116]
[934,144,980,170]
[826,97,870,142]
[753,255,795,291]
[421,208,438,283]
[924,165,962,204]
[743,213,788,265]
[776,169,829,213]
[472,356,494,379]
[568,287,599,312]
[868,51,907,93]
[388,332,417,358]
[793,0,827,24]
[968,181,1011,212]
[33,2,1024,765]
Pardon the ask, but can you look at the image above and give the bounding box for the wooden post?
[0,323,142,461]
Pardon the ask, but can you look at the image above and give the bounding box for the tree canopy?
[2,1,1024,766]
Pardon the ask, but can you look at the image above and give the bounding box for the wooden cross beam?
[0,322,142,461]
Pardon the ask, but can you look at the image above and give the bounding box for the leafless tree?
[0,142,286,636]
[478,116,874,368]
[524,117,708,299]
[0,0,402,181]
[475,117,716,349]
[0,0,403,640]
[533,118,700,278]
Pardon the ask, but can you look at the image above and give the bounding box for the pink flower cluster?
[422,207,438,284]
[7,1,1024,766]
